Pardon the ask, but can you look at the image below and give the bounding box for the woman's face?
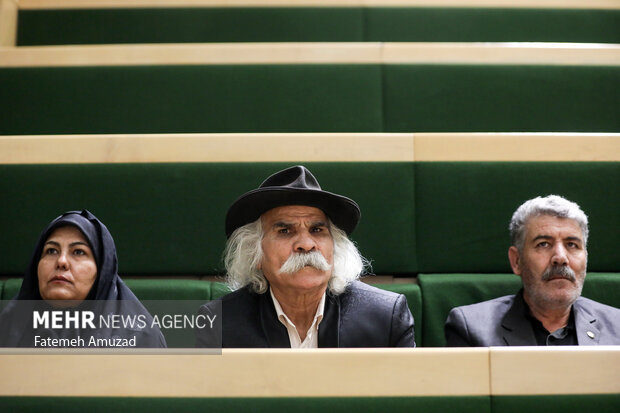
[37,226,97,302]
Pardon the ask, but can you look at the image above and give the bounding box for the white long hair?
[224,218,369,295]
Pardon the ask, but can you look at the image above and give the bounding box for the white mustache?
[541,265,576,282]
[279,251,331,274]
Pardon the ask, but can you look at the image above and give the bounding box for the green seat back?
[0,396,491,413]
[1,278,23,301]
[418,274,523,347]
[16,7,620,44]
[418,273,620,347]
[414,162,620,273]
[123,279,212,301]
[0,163,415,276]
[2,64,618,134]
[0,65,383,135]
[384,65,620,133]
[581,273,620,309]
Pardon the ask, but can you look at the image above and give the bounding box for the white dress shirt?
[270,288,326,348]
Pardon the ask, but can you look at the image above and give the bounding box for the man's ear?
[508,246,522,277]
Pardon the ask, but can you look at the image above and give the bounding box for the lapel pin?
[587,331,595,339]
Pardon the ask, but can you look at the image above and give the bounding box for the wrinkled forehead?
[260,205,328,226]
[524,214,584,241]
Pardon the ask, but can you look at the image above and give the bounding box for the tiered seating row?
[7,0,620,45]
[2,272,619,347]
[1,2,617,411]
[1,43,619,134]
[1,134,618,277]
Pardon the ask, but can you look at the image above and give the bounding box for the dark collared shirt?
[524,298,578,346]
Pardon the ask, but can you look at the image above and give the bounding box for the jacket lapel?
[501,292,538,346]
[258,292,291,348]
[574,298,601,345]
[318,293,339,348]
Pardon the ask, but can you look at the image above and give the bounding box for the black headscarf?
[0,210,166,348]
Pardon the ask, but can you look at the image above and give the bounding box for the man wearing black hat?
[196,165,415,348]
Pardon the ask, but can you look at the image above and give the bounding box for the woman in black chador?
[0,210,166,348]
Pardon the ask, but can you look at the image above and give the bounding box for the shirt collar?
[270,288,326,330]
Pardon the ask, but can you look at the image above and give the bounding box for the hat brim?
[225,187,360,237]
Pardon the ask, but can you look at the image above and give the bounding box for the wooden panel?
[0,0,17,46]
[0,348,490,397]
[2,133,618,164]
[413,133,620,162]
[0,43,382,67]
[491,346,620,395]
[2,347,618,397]
[1,43,619,67]
[383,43,620,66]
[17,0,620,11]
[0,134,414,163]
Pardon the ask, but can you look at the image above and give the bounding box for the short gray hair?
[223,218,368,295]
[509,195,589,252]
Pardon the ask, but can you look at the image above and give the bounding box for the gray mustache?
[541,265,576,282]
[279,251,331,274]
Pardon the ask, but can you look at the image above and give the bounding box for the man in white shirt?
[196,165,415,348]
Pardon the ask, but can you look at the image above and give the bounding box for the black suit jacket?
[196,281,415,348]
[445,291,620,347]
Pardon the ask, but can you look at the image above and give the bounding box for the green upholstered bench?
[418,273,620,347]
[2,162,618,276]
[124,279,219,347]
[413,162,620,273]
[15,7,620,45]
[418,274,521,347]
[0,163,416,276]
[0,278,421,346]
[0,278,23,301]
[580,273,620,308]
[210,281,234,300]
[17,7,366,44]
[491,394,620,413]
[2,395,619,413]
[0,278,222,347]
[0,279,419,322]
[366,8,620,43]
[1,64,618,134]
[383,65,620,133]
[0,396,491,413]
[6,273,619,348]
[124,278,213,301]
[0,65,383,135]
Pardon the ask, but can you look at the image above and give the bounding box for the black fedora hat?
[225,165,361,237]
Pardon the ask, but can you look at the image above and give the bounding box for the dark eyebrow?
[311,221,328,227]
[532,235,582,243]
[43,240,90,248]
[273,222,293,229]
